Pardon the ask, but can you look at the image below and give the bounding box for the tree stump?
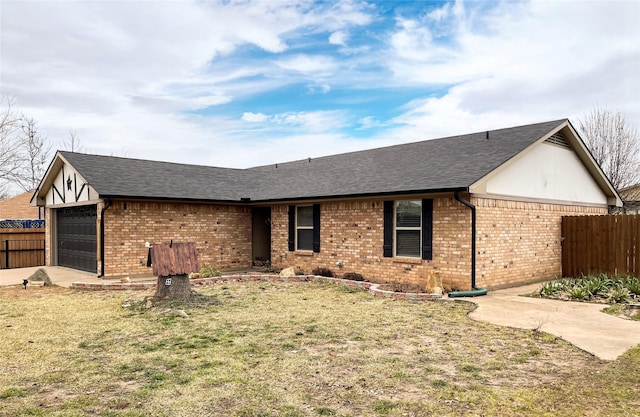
[148,242,199,301]
[154,274,192,301]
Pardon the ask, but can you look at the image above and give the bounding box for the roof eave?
[247,186,470,204]
[98,194,250,205]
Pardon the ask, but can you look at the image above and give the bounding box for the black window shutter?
[288,205,295,251]
[312,204,321,253]
[422,198,433,260]
[383,200,393,257]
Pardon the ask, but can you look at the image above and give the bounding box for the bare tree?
[0,96,52,194]
[63,129,85,152]
[578,107,640,190]
[0,183,10,201]
[0,96,22,188]
[13,117,52,192]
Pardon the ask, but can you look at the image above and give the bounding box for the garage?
[56,205,97,273]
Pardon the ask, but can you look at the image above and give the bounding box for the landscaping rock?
[27,268,52,286]
[280,267,296,277]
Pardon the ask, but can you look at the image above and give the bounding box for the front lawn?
[1,281,638,416]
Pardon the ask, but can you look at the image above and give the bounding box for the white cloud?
[274,54,337,75]
[382,0,640,137]
[242,112,269,123]
[329,31,348,46]
[271,110,347,132]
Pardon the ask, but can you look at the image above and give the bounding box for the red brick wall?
[270,197,472,290]
[42,195,608,288]
[102,200,252,277]
[474,198,607,289]
[270,196,608,291]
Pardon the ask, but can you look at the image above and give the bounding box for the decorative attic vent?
[545,131,571,150]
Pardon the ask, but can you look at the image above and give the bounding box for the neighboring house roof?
[32,119,622,206]
[0,190,41,220]
[619,184,640,202]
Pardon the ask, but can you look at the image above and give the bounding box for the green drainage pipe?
[448,288,488,298]
[450,191,487,298]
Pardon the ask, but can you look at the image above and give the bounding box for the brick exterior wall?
[102,200,252,277]
[42,195,608,288]
[474,197,607,289]
[270,197,472,291]
[270,196,608,291]
[0,191,41,220]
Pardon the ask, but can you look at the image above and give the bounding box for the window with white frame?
[296,205,314,251]
[395,200,422,257]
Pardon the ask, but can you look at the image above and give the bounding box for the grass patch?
[0,282,638,416]
[0,387,26,399]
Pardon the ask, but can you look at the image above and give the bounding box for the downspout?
[98,198,112,278]
[449,191,487,297]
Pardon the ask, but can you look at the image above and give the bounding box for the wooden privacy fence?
[0,229,46,269]
[562,215,640,277]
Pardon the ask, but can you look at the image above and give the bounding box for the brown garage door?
[57,205,97,273]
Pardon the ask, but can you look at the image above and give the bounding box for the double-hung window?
[296,205,314,251]
[288,204,321,252]
[395,200,422,257]
[383,198,433,260]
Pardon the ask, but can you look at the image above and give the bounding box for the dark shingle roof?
[59,119,567,202]
[59,152,251,202]
[247,119,567,201]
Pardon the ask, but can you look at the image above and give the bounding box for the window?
[395,200,422,257]
[288,204,320,252]
[296,205,313,251]
[383,199,433,260]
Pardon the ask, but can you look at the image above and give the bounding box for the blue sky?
[1,0,639,172]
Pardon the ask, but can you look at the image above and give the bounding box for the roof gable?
[470,121,622,206]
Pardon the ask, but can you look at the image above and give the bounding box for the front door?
[251,207,271,267]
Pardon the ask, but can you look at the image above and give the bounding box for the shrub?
[623,276,640,297]
[581,276,608,298]
[312,267,335,277]
[199,264,221,278]
[565,284,590,301]
[607,285,630,304]
[539,281,561,297]
[342,272,364,281]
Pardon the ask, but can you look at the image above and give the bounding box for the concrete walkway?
[1,267,639,361]
[466,283,640,361]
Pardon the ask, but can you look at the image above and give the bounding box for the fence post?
[4,240,8,269]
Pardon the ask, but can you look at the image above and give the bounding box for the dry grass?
[1,281,639,416]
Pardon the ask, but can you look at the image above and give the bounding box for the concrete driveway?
[466,283,640,361]
[0,266,153,288]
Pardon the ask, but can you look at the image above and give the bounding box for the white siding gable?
[473,142,608,206]
[45,162,98,206]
